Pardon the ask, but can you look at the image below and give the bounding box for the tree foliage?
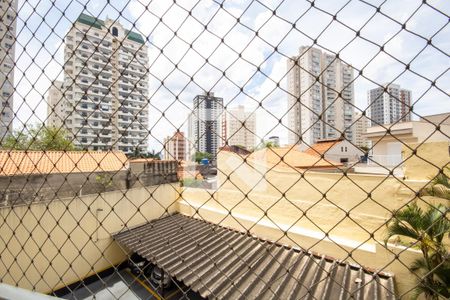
[254,141,278,151]
[1,125,75,151]
[128,148,161,160]
[194,151,212,163]
[385,202,450,299]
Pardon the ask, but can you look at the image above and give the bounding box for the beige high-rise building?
[226,105,256,150]
[287,46,354,146]
[0,0,18,138]
[61,13,149,154]
[354,112,370,148]
[164,131,187,161]
[47,80,65,128]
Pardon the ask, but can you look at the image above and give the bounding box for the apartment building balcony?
[74,122,112,130]
[76,54,109,66]
[78,129,102,137]
[77,71,112,83]
[118,140,138,147]
[88,64,113,74]
[118,80,135,89]
[121,72,142,82]
[119,126,146,133]
[87,37,112,49]
[80,89,111,98]
[125,59,148,70]
[119,91,146,100]
[85,115,111,122]
[118,120,133,126]
[79,40,112,54]
[122,104,146,111]
[119,65,146,76]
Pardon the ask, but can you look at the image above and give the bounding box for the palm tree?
[385,202,450,299]
[421,169,450,200]
[410,256,450,299]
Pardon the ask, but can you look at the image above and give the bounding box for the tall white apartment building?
[0,0,18,138]
[354,112,370,148]
[188,92,223,159]
[368,84,412,126]
[226,105,256,150]
[62,13,149,153]
[47,80,65,128]
[287,46,355,146]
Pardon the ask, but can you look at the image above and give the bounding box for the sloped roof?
[0,151,128,176]
[114,214,395,300]
[76,13,145,44]
[247,147,342,169]
[220,145,252,156]
[77,13,105,29]
[125,30,145,44]
[304,139,342,157]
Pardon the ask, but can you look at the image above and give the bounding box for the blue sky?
[12,0,450,151]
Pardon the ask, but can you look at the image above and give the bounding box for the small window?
[112,27,118,37]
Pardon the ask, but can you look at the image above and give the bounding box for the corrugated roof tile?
[114,214,396,300]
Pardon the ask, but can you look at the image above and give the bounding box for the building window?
[112,27,118,37]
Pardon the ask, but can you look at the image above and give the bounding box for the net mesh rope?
[0,0,448,299]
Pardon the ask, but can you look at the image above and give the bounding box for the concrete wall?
[0,184,180,293]
[0,171,128,205]
[402,141,450,180]
[0,160,179,206]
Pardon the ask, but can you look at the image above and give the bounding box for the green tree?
[148,149,161,160]
[385,202,450,299]
[1,131,30,150]
[254,141,278,151]
[1,125,75,151]
[194,151,212,163]
[359,145,370,152]
[95,173,113,193]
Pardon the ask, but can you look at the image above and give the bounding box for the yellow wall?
[1,149,448,298]
[402,141,450,180]
[175,151,448,298]
[216,150,430,241]
[0,184,180,293]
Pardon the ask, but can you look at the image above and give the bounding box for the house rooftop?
[0,150,128,176]
[248,147,342,169]
[114,214,395,300]
[304,139,343,157]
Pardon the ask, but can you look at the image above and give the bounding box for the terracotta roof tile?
[304,140,341,157]
[0,151,128,176]
[248,147,342,169]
